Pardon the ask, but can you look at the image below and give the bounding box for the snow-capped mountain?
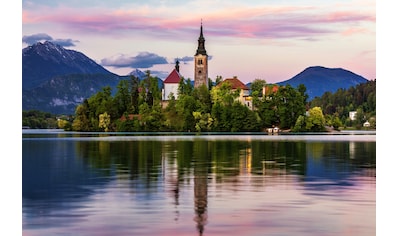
[129,69,146,80]
[22,41,114,89]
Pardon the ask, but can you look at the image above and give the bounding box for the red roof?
[164,69,182,84]
[264,84,279,95]
[120,114,141,121]
[217,78,248,90]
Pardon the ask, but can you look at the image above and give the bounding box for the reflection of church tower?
[194,169,208,235]
[193,141,208,235]
[194,22,209,88]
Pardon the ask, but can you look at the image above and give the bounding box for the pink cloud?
[22,5,374,40]
[341,27,369,36]
[325,11,375,22]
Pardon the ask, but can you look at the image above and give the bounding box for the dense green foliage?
[22,110,73,129]
[22,110,58,129]
[69,72,309,132]
[23,76,376,132]
[309,80,376,129]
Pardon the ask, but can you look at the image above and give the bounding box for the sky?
[21,0,376,84]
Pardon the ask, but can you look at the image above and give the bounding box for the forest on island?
[22,72,376,132]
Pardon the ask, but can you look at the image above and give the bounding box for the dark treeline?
[22,110,73,129]
[23,73,376,132]
[22,110,57,129]
[69,72,310,132]
[309,79,376,129]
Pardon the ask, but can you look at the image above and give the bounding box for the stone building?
[194,23,209,89]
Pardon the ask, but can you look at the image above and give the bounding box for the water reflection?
[23,133,376,236]
[192,141,209,235]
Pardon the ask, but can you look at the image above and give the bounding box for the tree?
[306,107,326,131]
[175,94,198,131]
[130,75,140,113]
[88,86,116,118]
[57,119,70,130]
[257,98,278,129]
[72,102,90,131]
[215,75,223,85]
[250,79,267,109]
[193,111,213,132]
[230,102,260,131]
[292,115,306,132]
[178,77,193,96]
[114,80,131,117]
[274,85,306,129]
[99,112,111,132]
[193,85,212,113]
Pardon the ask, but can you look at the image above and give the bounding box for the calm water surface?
[23,130,376,236]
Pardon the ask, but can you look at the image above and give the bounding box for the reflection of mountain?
[23,141,108,199]
[303,141,376,190]
[22,140,110,220]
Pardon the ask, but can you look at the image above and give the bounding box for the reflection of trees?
[75,140,164,183]
[251,141,307,176]
[75,139,375,187]
[211,141,242,180]
[73,138,375,231]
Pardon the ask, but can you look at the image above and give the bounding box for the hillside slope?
[277,66,368,100]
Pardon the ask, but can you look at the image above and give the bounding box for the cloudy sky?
[22,0,376,83]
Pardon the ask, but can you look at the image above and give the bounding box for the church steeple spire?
[195,21,207,56]
[194,21,209,88]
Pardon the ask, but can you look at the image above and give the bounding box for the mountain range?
[22,41,370,114]
[22,41,114,89]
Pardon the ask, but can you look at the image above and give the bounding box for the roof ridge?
[164,68,182,83]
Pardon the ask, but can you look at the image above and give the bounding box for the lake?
[22,130,376,236]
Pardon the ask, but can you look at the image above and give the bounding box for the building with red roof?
[216,77,252,109]
[162,60,183,101]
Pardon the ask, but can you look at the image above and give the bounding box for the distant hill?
[22,74,122,114]
[22,42,167,114]
[22,41,114,89]
[277,66,369,100]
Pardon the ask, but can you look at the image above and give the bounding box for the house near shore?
[216,76,252,109]
[349,111,357,121]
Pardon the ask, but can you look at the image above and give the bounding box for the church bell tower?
[194,22,208,88]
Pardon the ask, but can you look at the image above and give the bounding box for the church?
[162,23,209,101]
